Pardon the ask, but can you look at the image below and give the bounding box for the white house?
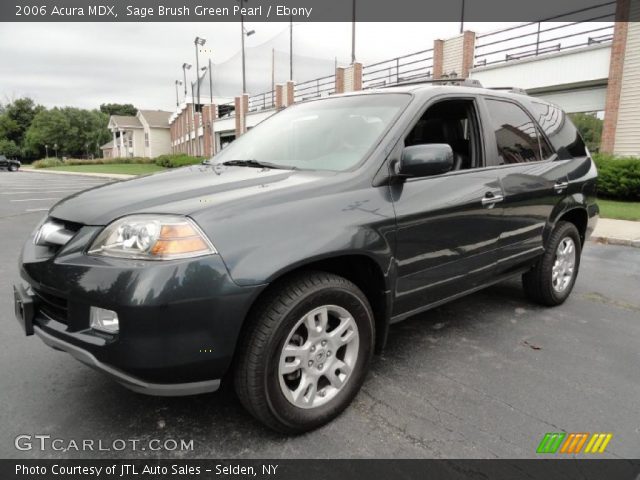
[102,110,172,158]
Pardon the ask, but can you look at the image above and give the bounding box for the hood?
[49,164,323,225]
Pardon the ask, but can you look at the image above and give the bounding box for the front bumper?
[16,224,265,395]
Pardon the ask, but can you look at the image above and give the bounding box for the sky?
[0,22,521,112]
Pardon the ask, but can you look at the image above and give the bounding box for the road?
[0,170,639,459]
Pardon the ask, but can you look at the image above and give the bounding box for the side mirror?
[397,144,454,178]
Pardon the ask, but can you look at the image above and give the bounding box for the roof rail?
[382,78,483,89]
[487,87,529,95]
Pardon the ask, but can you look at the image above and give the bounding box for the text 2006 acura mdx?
[14,82,598,433]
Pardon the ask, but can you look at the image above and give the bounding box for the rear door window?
[485,98,548,164]
[529,102,587,159]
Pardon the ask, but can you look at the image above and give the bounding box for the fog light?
[90,307,119,334]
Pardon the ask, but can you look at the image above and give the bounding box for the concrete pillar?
[335,67,345,94]
[275,84,285,109]
[461,31,476,78]
[202,104,217,157]
[601,0,632,154]
[235,94,249,137]
[436,31,476,79]
[353,62,363,91]
[433,39,444,79]
[335,63,363,93]
[119,129,124,157]
[286,81,295,106]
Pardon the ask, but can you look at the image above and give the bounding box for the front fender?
[202,186,397,288]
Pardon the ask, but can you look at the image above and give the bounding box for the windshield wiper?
[219,159,296,170]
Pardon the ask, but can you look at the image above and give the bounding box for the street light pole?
[208,57,215,156]
[351,0,356,63]
[175,80,182,107]
[239,1,255,94]
[191,81,198,156]
[459,0,465,33]
[182,63,192,101]
[241,13,246,93]
[289,17,293,81]
[194,37,206,113]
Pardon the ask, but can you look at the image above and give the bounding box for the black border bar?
[1,0,623,22]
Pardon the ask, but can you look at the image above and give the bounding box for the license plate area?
[13,285,35,336]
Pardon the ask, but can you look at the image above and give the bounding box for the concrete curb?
[590,236,640,249]
[19,168,134,180]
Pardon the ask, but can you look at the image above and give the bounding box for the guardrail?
[248,90,275,112]
[362,48,434,89]
[474,1,616,67]
[293,74,336,102]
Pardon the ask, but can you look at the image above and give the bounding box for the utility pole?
[209,57,215,156]
[272,48,275,107]
[351,0,356,63]
[460,0,465,34]
[182,63,192,101]
[289,17,293,81]
[175,80,182,107]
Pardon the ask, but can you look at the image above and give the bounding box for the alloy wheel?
[278,305,359,409]
[552,237,576,293]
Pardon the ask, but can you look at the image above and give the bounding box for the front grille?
[33,288,68,324]
[37,217,83,254]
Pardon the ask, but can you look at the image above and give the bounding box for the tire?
[234,271,374,433]
[9,164,18,172]
[522,221,581,306]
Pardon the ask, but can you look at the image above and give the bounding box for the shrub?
[154,154,204,168]
[593,153,640,201]
[63,157,154,165]
[32,158,64,168]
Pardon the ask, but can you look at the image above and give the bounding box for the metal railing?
[293,74,336,102]
[248,90,275,112]
[474,1,616,67]
[362,48,434,89]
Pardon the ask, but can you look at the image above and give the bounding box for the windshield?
[213,94,410,171]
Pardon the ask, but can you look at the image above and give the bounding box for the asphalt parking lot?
[0,170,639,459]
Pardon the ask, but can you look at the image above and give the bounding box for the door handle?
[481,192,504,208]
[554,181,569,193]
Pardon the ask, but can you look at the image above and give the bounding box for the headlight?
[88,215,216,260]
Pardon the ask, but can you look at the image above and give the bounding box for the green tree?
[0,138,20,157]
[24,108,71,158]
[0,98,44,146]
[100,103,137,116]
[569,112,603,152]
[24,107,111,158]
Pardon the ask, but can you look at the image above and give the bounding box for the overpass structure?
[169,0,639,158]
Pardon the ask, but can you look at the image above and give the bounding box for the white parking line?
[2,190,83,194]
[10,198,61,202]
[25,208,50,212]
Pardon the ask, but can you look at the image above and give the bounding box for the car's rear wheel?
[522,221,581,306]
[234,271,374,433]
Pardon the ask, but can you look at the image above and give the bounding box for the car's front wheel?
[522,221,581,306]
[234,271,374,433]
[8,164,18,172]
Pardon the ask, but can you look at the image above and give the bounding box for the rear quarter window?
[529,102,587,159]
